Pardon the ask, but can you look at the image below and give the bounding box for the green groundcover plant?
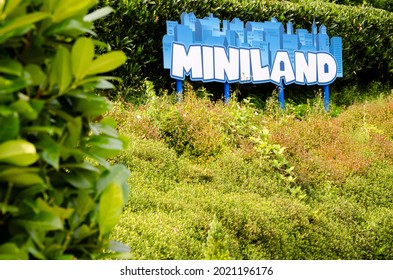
[0,0,130,259]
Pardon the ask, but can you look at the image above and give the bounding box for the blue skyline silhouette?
[163,12,343,78]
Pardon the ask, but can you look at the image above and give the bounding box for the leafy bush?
[267,95,393,186]
[96,0,393,102]
[0,0,130,259]
[108,87,393,260]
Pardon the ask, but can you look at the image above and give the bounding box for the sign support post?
[176,79,183,102]
[224,82,230,104]
[323,85,330,111]
[278,81,285,110]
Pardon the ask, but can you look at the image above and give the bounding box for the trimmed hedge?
[96,0,393,101]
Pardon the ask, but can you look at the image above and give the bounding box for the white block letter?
[214,47,239,82]
[317,53,337,84]
[270,51,295,85]
[171,43,202,80]
[202,46,214,80]
[250,49,270,83]
[295,51,317,84]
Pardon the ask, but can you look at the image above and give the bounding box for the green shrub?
[0,0,130,259]
[96,0,393,102]
[203,217,232,260]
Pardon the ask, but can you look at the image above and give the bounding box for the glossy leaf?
[0,59,23,76]
[25,64,46,86]
[69,91,111,117]
[36,198,74,221]
[0,139,39,166]
[63,169,95,189]
[86,51,127,76]
[74,191,95,218]
[0,75,28,95]
[14,212,64,231]
[0,107,19,142]
[65,116,82,147]
[71,37,94,81]
[74,224,94,240]
[86,135,124,159]
[0,243,28,260]
[52,46,72,94]
[0,0,23,20]
[10,99,38,120]
[96,164,130,202]
[0,203,19,215]
[0,12,49,37]
[90,118,119,137]
[36,136,60,170]
[0,167,44,186]
[98,182,124,236]
[84,7,114,22]
[44,19,95,37]
[52,0,96,23]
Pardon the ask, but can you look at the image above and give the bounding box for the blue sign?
[162,12,343,109]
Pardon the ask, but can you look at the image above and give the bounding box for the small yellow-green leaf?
[0,167,44,186]
[0,12,49,35]
[2,0,23,19]
[0,243,28,260]
[86,51,126,76]
[52,46,72,94]
[15,212,63,231]
[0,59,23,76]
[0,139,39,166]
[71,37,94,80]
[25,64,46,86]
[98,182,124,236]
[52,0,96,23]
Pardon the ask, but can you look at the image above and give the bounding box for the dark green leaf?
[0,167,44,186]
[65,116,82,147]
[96,164,130,201]
[0,108,19,142]
[14,211,63,231]
[10,99,38,120]
[86,135,124,159]
[37,136,60,170]
[0,59,23,76]
[44,19,95,37]
[74,224,95,240]
[63,169,96,189]
[0,243,28,260]
[74,191,95,218]
[68,91,111,117]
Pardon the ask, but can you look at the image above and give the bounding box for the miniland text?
[170,43,338,86]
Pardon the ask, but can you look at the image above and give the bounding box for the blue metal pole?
[176,79,183,102]
[224,82,230,104]
[278,81,285,110]
[323,84,330,111]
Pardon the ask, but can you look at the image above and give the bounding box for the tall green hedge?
[0,0,130,259]
[96,0,393,101]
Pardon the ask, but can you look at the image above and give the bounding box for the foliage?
[203,217,232,260]
[108,85,393,259]
[0,0,130,259]
[96,0,393,103]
